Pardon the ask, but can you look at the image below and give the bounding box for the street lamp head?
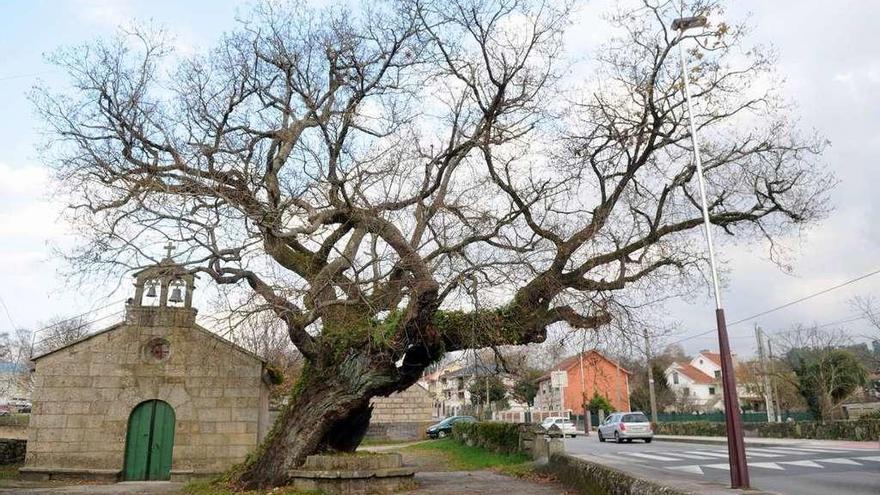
[672,16,708,32]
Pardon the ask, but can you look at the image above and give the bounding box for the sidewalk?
[654,435,880,450]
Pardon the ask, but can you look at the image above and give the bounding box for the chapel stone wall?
[25,308,267,478]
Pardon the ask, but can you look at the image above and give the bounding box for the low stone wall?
[655,418,880,441]
[543,453,692,495]
[289,453,415,495]
[365,421,433,441]
[0,438,26,465]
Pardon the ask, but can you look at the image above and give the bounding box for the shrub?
[655,418,880,441]
[452,421,522,454]
[859,409,880,420]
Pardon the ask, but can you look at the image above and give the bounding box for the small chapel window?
[146,338,171,362]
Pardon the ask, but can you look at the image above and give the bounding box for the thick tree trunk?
[231,354,413,490]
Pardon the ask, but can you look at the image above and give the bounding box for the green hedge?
[451,421,522,454]
[656,418,880,441]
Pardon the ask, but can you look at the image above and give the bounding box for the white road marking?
[743,450,783,458]
[685,450,730,459]
[748,447,824,455]
[659,452,715,460]
[668,465,704,474]
[701,463,731,470]
[780,460,824,468]
[749,462,785,470]
[817,458,861,466]
[767,447,842,454]
[855,456,880,462]
[624,452,681,461]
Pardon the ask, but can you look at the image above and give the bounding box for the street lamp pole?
[672,15,750,489]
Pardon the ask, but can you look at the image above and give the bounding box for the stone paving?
[0,481,183,494]
[0,474,567,495]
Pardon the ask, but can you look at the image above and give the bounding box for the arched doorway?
[123,400,175,481]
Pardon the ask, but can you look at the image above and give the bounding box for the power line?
[1,297,127,336]
[0,71,56,82]
[0,296,17,329]
[31,310,125,349]
[668,267,880,346]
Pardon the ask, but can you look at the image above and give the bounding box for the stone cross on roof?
[164,242,175,259]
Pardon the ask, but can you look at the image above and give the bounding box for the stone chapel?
[21,253,272,482]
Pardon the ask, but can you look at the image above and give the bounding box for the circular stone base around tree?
[288,453,416,495]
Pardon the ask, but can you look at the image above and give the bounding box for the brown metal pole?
[716,309,749,488]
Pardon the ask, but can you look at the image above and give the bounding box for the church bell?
[169,286,184,303]
[145,284,157,298]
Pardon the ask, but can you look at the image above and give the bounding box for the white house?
[664,351,725,411]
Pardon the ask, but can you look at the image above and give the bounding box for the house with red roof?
[664,350,728,411]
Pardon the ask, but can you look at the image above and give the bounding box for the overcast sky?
[1,0,878,359]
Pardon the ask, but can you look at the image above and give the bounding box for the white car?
[597,411,653,443]
[540,416,578,437]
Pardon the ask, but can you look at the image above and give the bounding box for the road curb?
[545,452,779,495]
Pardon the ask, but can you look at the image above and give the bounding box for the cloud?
[73,0,133,29]
[0,161,49,200]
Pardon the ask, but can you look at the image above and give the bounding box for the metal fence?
[495,409,816,427]
[656,410,815,423]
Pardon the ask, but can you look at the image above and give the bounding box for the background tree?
[511,368,541,421]
[213,309,305,403]
[32,315,92,356]
[34,0,832,487]
[629,362,673,413]
[777,325,869,419]
[588,392,615,415]
[468,374,507,419]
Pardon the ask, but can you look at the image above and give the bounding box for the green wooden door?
[124,400,175,481]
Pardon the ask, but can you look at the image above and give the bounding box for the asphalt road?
[563,435,880,495]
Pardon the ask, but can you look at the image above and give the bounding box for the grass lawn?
[0,463,20,480]
[402,438,531,471]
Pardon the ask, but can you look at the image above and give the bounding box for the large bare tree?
[34,0,832,488]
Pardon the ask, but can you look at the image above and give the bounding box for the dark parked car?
[426,415,476,439]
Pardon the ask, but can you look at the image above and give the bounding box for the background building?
[366,383,434,441]
[533,350,631,416]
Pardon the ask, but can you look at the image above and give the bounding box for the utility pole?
[485,374,490,420]
[644,331,659,424]
[579,348,588,433]
[755,326,776,422]
[767,338,782,422]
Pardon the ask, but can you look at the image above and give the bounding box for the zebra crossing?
[608,445,880,476]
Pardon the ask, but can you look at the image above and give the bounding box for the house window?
[673,372,679,385]
[683,387,690,396]
[714,370,721,379]
[699,359,703,365]
[709,387,716,395]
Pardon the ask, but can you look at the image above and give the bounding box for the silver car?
[597,411,653,443]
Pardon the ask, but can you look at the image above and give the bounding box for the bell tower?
[126,243,197,327]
